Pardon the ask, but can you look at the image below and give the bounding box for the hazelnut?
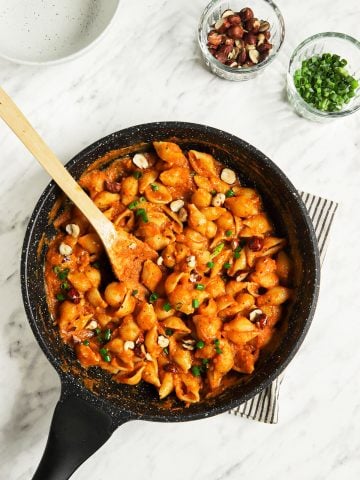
[234,39,245,48]
[255,313,268,329]
[225,37,235,47]
[237,48,247,65]
[182,339,196,351]
[227,47,238,61]
[212,192,226,207]
[249,309,264,322]
[248,236,264,251]
[124,340,135,351]
[65,223,80,238]
[67,288,80,304]
[164,363,179,373]
[158,335,170,348]
[259,20,270,32]
[257,33,266,46]
[132,153,149,169]
[236,272,249,282]
[227,25,244,40]
[220,168,236,184]
[207,31,223,47]
[239,7,254,22]
[186,255,196,269]
[170,199,185,212]
[243,33,257,45]
[258,42,272,53]
[221,9,234,18]
[105,180,122,193]
[214,18,230,33]
[245,18,261,33]
[249,49,260,64]
[59,242,72,256]
[178,207,188,222]
[215,44,233,63]
[264,31,271,40]
[87,320,98,330]
[227,15,241,25]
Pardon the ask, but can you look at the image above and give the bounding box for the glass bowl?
[287,32,360,122]
[198,0,285,81]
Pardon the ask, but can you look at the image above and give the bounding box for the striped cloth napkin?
[229,192,338,423]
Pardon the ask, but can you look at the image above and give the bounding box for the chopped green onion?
[225,189,235,198]
[56,293,65,301]
[207,261,214,269]
[165,328,173,336]
[61,281,70,290]
[149,292,159,303]
[210,242,224,258]
[233,239,246,259]
[202,358,209,365]
[163,302,172,312]
[132,289,138,296]
[135,208,148,223]
[103,329,111,341]
[195,283,205,290]
[83,340,90,346]
[191,365,201,377]
[133,171,142,179]
[92,262,100,269]
[196,340,205,349]
[163,347,169,355]
[223,262,231,270]
[225,230,233,237]
[95,327,101,335]
[99,348,111,362]
[128,200,139,210]
[192,299,200,309]
[293,53,359,112]
[139,196,146,202]
[210,190,217,196]
[53,266,69,280]
[58,269,69,280]
[214,339,222,354]
[150,183,159,191]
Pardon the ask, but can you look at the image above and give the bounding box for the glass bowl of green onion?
[287,32,360,122]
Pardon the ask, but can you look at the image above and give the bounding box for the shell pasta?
[45,142,293,405]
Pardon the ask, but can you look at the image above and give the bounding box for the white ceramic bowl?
[0,0,120,65]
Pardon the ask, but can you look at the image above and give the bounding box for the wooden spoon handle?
[0,86,116,242]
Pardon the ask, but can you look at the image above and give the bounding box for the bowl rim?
[287,31,360,118]
[21,121,320,421]
[198,0,286,76]
[0,0,121,66]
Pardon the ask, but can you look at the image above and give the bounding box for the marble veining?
[0,0,360,479]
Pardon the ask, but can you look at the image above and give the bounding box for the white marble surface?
[0,0,359,479]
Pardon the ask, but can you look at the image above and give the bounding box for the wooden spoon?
[0,87,156,284]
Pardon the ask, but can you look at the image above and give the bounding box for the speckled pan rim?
[21,121,320,423]
[0,0,121,66]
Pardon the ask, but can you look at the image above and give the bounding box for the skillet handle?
[32,383,129,480]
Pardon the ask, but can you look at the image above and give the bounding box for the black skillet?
[21,122,320,480]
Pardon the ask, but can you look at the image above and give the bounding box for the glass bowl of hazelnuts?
[198,0,285,81]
